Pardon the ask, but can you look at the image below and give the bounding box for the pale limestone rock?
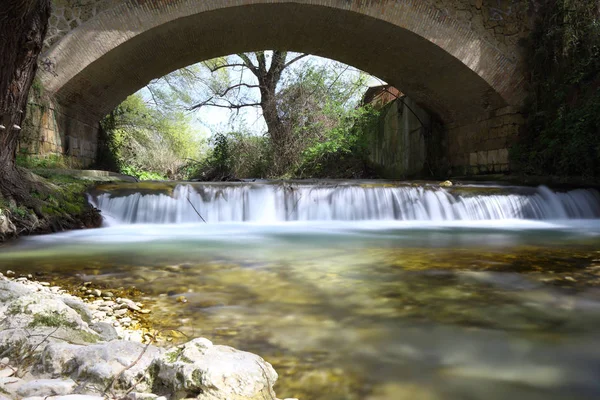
[16,378,76,397]
[150,338,277,400]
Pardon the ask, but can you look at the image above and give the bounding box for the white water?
[89,183,600,225]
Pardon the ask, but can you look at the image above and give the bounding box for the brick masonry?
[29,0,535,175]
[20,94,99,168]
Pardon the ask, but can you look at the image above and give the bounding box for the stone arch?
[39,0,526,125]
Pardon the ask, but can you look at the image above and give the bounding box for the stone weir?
[0,272,291,400]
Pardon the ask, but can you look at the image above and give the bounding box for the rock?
[0,376,24,397]
[89,322,119,341]
[0,368,14,378]
[439,180,453,187]
[16,378,76,397]
[44,396,105,400]
[0,213,16,237]
[91,289,102,297]
[126,393,159,399]
[37,340,163,393]
[150,338,277,400]
[5,270,15,276]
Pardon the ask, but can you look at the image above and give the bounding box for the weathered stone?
[150,338,277,400]
[37,341,163,392]
[16,378,76,397]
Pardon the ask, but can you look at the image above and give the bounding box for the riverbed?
[1,181,600,400]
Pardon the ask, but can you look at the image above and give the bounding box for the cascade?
[89,183,600,225]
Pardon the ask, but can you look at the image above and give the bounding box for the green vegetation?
[28,312,78,329]
[512,0,600,177]
[100,94,204,180]
[16,154,81,170]
[183,57,379,180]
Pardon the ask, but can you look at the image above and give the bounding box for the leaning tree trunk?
[0,0,51,200]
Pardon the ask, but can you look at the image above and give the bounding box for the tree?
[142,52,374,178]
[187,51,308,169]
[0,0,51,203]
[101,94,204,179]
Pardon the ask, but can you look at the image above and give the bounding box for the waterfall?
[89,183,600,225]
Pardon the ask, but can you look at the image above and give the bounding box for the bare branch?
[283,53,309,69]
[218,83,261,97]
[188,97,262,111]
[205,63,248,73]
[237,53,259,77]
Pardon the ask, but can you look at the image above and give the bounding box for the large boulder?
[37,340,163,393]
[149,338,277,400]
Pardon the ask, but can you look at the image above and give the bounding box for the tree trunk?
[256,51,289,169]
[0,1,51,200]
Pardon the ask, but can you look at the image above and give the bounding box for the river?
[2,181,600,400]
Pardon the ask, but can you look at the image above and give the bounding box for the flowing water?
[3,181,600,400]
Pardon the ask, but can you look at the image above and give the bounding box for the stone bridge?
[23,0,533,175]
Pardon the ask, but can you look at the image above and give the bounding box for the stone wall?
[37,0,535,174]
[46,0,533,59]
[446,107,524,175]
[19,95,99,168]
[368,96,431,178]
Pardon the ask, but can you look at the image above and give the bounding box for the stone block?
[487,149,499,165]
[477,151,487,166]
[497,148,509,165]
[469,152,478,166]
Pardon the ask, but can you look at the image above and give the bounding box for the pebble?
[140,309,151,314]
[83,282,92,286]
[0,368,14,378]
[92,289,102,297]
[104,292,114,297]
[39,282,50,287]
[6,270,14,276]
[177,296,188,303]
[120,317,132,323]
[114,309,128,317]
[93,311,107,319]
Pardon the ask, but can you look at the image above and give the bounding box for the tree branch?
[237,53,259,77]
[205,63,248,73]
[218,83,260,98]
[283,53,309,69]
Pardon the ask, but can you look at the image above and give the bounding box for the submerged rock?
[150,338,278,400]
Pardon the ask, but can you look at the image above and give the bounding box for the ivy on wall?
[511,0,600,177]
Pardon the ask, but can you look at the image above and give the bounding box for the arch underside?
[42,2,521,124]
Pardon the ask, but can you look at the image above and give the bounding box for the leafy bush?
[101,94,204,179]
[512,0,600,177]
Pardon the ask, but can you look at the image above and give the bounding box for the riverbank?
[0,169,137,242]
[0,271,285,400]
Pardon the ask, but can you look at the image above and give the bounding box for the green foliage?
[189,131,272,180]
[28,312,78,329]
[16,154,80,169]
[512,0,600,177]
[298,105,379,177]
[101,94,204,179]
[120,165,166,181]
